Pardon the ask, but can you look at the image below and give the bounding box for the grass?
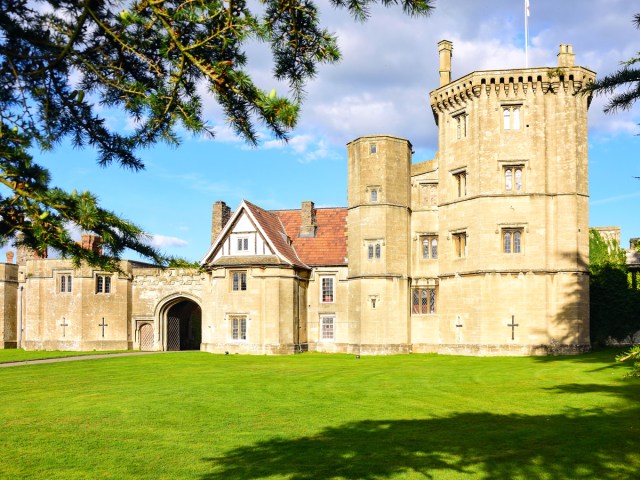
[0,350,638,479]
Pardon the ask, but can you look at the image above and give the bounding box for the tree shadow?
[200,406,640,479]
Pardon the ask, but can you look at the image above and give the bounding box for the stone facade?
[0,42,596,355]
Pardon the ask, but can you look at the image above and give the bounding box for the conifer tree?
[585,13,640,113]
[0,0,434,268]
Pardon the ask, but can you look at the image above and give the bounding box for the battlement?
[430,43,595,116]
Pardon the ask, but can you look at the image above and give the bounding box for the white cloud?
[148,234,189,248]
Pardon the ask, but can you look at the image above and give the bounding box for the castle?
[0,42,595,355]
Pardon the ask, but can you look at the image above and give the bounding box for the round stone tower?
[346,135,412,354]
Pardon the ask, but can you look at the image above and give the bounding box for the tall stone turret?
[423,42,595,354]
[347,135,412,354]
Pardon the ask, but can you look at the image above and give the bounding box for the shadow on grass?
[201,408,639,479]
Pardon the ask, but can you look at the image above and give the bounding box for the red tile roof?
[243,201,308,269]
[273,208,348,266]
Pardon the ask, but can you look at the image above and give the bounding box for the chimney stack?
[211,201,231,243]
[557,44,575,68]
[299,201,317,238]
[5,251,14,264]
[438,40,453,87]
[81,234,103,255]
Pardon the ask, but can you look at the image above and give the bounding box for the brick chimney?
[438,40,453,87]
[81,234,103,255]
[211,200,231,243]
[299,201,317,238]
[557,44,575,68]
[16,234,48,264]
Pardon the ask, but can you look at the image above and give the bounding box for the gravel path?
[0,351,165,368]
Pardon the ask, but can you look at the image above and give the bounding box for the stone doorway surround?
[155,293,203,351]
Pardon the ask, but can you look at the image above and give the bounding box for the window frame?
[231,271,247,291]
[236,237,249,252]
[59,274,72,293]
[452,111,467,140]
[502,104,522,130]
[502,228,523,254]
[229,315,247,341]
[503,165,524,193]
[95,274,112,294]
[421,235,438,260]
[452,232,467,258]
[320,276,335,303]
[320,315,335,341]
[411,287,437,315]
[366,240,383,260]
[452,170,467,198]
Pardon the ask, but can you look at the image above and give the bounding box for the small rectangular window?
[503,106,522,130]
[321,277,335,303]
[453,112,467,139]
[367,241,383,260]
[421,236,438,260]
[96,275,111,294]
[504,166,524,192]
[370,143,377,154]
[232,271,247,291]
[453,232,467,258]
[320,316,335,340]
[453,171,467,198]
[503,229,523,254]
[237,237,249,251]
[230,316,247,340]
[59,274,72,293]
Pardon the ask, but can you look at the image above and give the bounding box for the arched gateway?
[157,294,203,351]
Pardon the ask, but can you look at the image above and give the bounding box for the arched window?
[513,107,521,129]
[375,243,381,259]
[503,108,511,129]
[431,238,438,259]
[504,232,512,253]
[505,169,513,191]
[515,168,523,191]
[514,231,521,253]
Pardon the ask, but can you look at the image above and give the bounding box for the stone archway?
[157,295,203,351]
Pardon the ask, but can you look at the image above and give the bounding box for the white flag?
[526,0,530,17]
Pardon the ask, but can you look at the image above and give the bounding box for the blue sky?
[17,0,640,262]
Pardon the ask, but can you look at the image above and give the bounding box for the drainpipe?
[18,286,23,349]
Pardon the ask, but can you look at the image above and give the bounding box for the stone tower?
[347,136,412,354]
[424,42,595,353]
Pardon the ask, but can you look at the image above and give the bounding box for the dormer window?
[237,237,249,251]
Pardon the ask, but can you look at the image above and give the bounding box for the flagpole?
[525,0,529,68]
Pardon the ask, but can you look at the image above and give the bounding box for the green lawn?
[0,350,638,479]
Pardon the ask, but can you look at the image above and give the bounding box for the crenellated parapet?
[430,43,595,119]
[430,65,596,117]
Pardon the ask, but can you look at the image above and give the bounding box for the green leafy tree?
[589,229,640,346]
[583,13,640,113]
[0,0,434,268]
